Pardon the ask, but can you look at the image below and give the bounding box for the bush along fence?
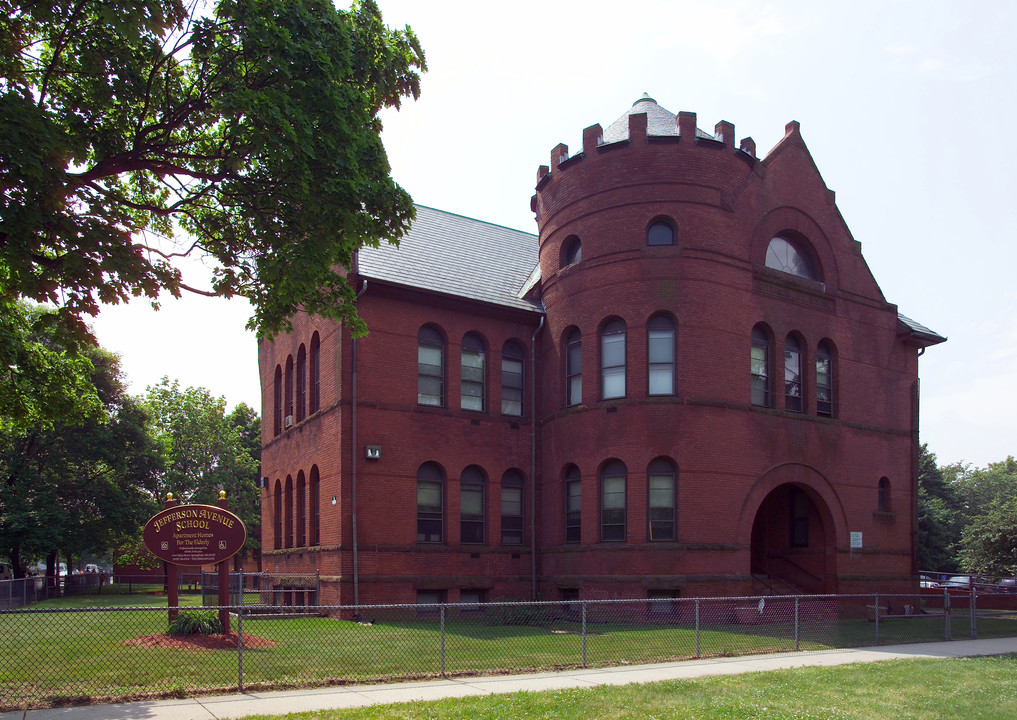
[2,590,1016,711]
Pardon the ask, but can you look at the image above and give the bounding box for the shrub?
[168,609,224,636]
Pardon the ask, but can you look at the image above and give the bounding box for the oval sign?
[143,504,247,566]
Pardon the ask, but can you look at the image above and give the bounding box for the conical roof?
[600,93,714,144]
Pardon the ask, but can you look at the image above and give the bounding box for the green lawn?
[239,655,1017,720]
[2,596,1016,711]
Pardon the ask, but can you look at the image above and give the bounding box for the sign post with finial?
[142,492,247,632]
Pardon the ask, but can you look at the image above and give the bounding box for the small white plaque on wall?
[850,531,863,549]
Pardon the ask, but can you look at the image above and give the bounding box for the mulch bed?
[124,633,276,650]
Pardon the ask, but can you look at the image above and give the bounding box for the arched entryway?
[743,464,843,595]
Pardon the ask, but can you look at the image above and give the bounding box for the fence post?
[970,586,977,639]
[237,607,245,693]
[943,587,951,641]
[874,593,880,645]
[695,599,701,658]
[439,604,446,676]
[794,596,800,652]
[581,601,588,667]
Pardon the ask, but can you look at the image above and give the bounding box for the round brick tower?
[530,95,920,600]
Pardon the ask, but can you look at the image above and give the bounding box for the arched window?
[460,466,486,544]
[751,325,771,407]
[784,334,803,413]
[564,466,582,543]
[309,466,320,546]
[296,470,306,547]
[309,332,321,414]
[816,340,834,417]
[601,319,626,400]
[273,480,282,550]
[284,475,294,548]
[418,325,444,407]
[501,470,525,545]
[501,340,525,416]
[765,236,818,281]
[878,477,891,512]
[561,235,582,268]
[284,356,294,427]
[565,328,582,407]
[647,220,675,246]
[460,333,486,412]
[273,365,283,436]
[647,315,676,395]
[600,460,627,542]
[648,458,676,541]
[296,345,307,422]
[417,462,444,543]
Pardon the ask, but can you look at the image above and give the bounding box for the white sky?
[92,0,1017,469]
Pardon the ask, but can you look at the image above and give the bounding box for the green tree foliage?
[917,443,961,573]
[1,0,425,340]
[142,378,260,551]
[955,457,1017,575]
[0,322,160,578]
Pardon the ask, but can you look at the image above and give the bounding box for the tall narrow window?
[878,477,891,512]
[284,475,294,549]
[296,471,306,547]
[601,319,626,399]
[790,487,809,547]
[309,332,321,414]
[501,340,525,416]
[273,365,283,435]
[418,326,444,407]
[784,335,803,412]
[648,459,676,541]
[816,341,833,417]
[751,325,770,407]
[309,466,320,546]
[600,460,627,542]
[565,328,582,407]
[296,345,307,422]
[565,466,581,543]
[417,463,444,543]
[647,315,675,395]
[284,356,294,426]
[501,470,524,545]
[460,466,486,544]
[273,480,282,550]
[460,333,486,412]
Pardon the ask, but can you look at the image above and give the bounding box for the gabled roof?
[357,205,543,313]
[898,313,947,347]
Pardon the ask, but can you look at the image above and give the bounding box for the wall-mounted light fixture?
[365,445,381,460]
[331,496,337,506]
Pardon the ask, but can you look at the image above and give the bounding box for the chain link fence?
[2,590,1016,711]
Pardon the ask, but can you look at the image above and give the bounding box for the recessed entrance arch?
[742,463,843,595]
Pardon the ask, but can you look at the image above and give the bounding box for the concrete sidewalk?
[5,637,1017,720]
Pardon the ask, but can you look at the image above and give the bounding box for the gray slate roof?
[357,205,542,313]
[601,93,715,145]
[357,181,943,346]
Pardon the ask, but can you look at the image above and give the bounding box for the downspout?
[530,314,545,600]
[352,277,368,610]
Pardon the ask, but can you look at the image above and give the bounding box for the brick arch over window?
[749,206,836,287]
[560,235,582,269]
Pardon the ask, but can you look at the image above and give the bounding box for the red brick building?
[259,95,944,606]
